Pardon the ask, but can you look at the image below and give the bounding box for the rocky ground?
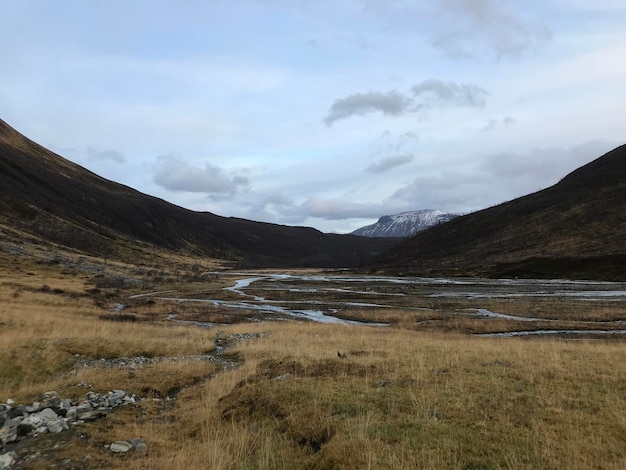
[0,331,265,469]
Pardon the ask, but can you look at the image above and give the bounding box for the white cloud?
[2,0,625,234]
[153,154,249,195]
[384,141,619,214]
[366,154,415,173]
[431,0,552,59]
[411,79,488,107]
[324,79,488,125]
[323,91,412,126]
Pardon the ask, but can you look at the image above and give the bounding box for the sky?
[2,0,626,233]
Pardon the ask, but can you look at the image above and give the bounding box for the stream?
[128,273,626,336]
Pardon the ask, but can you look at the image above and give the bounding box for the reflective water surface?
[130,272,626,336]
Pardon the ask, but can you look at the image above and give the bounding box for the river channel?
[130,272,626,337]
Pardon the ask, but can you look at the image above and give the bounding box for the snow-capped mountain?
[351,210,458,238]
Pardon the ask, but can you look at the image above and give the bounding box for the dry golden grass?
[2,256,626,469]
[0,259,218,402]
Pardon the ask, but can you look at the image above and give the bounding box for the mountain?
[0,119,397,268]
[369,144,626,280]
[351,210,458,238]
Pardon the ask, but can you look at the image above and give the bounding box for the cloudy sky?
[2,0,625,233]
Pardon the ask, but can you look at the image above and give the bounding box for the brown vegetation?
[1,256,626,469]
[0,119,396,269]
[370,143,626,280]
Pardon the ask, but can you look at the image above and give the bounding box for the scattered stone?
[23,404,40,414]
[42,391,59,402]
[110,441,133,453]
[0,390,140,445]
[0,451,17,469]
[6,407,25,420]
[46,418,67,434]
[38,408,58,421]
[0,418,19,445]
[129,438,147,452]
[107,390,126,407]
[0,330,257,457]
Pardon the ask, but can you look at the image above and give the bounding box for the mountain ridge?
[351,209,458,237]
[369,143,626,280]
[0,119,397,268]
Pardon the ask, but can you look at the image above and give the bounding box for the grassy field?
[1,251,625,469]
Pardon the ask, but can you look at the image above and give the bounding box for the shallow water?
[479,329,626,338]
[130,272,626,333]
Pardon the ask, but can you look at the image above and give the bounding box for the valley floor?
[1,249,625,469]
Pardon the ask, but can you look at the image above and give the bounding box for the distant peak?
[354,210,458,238]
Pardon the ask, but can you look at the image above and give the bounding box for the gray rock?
[107,390,125,407]
[123,396,136,405]
[110,441,133,453]
[20,414,43,429]
[41,392,61,411]
[65,408,77,422]
[77,409,107,422]
[23,404,40,414]
[0,419,20,445]
[46,418,67,434]
[74,404,93,414]
[42,391,60,402]
[56,399,73,417]
[129,438,147,452]
[0,389,138,444]
[0,451,17,469]
[38,408,58,421]
[6,407,25,420]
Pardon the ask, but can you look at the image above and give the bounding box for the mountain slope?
[352,210,458,237]
[0,119,396,267]
[370,144,626,280]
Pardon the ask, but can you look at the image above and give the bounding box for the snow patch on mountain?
[351,210,458,238]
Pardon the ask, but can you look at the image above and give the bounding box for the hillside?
[0,119,396,268]
[351,210,458,237]
[370,144,626,280]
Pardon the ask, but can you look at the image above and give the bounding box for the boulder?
[38,408,58,421]
[46,418,67,434]
[110,441,133,453]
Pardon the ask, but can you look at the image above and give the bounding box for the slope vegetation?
[0,119,395,267]
[371,144,626,279]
